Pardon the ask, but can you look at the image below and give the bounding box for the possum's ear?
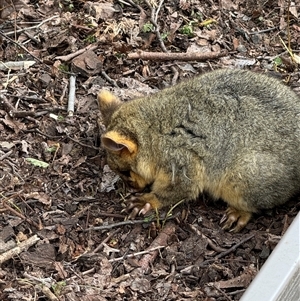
[98,90,122,126]
[101,131,137,157]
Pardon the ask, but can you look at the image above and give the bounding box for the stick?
[68,75,76,117]
[128,50,227,61]
[0,235,40,264]
[0,30,44,64]
[109,245,165,263]
[2,201,41,230]
[93,228,121,253]
[5,15,59,36]
[215,234,255,260]
[82,219,154,232]
[55,44,98,61]
[138,221,176,272]
[101,70,119,87]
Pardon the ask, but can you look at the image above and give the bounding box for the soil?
[0,0,299,300]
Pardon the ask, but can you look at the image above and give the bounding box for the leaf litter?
[0,0,299,300]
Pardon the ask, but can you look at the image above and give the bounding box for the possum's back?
[183,69,300,158]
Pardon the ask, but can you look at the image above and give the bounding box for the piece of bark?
[138,222,176,272]
[128,51,227,61]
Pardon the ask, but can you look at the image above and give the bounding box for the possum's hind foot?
[221,207,252,232]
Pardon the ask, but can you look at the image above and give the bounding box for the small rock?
[236,44,247,53]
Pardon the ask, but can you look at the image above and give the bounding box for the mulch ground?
[0,0,299,300]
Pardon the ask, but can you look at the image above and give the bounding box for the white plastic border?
[240,212,300,301]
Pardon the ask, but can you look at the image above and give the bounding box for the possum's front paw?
[221,207,252,232]
[124,193,163,219]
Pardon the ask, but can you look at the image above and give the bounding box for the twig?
[0,150,13,161]
[64,133,99,150]
[83,213,179,232]
[0,93,15,114]
[215,234,255,260]
[117,0,134,7]
[0,61,35,70]
[227,289,246,296]
[23,272,53,287]
[287,0,291,51]
[171,67,179,86]
[23,272,59,301]
[180,233,255,273]
[0,93,36,118]
[128,50,227,61]
[67,75,76,117]
[5,16,59,36]
[212,284,233,301]
[2,200,41,230]
[125,0,144,12]
[55,44,98,61]
[188,224,227,253]
[93,228,121,253]
[0,30,44,64]
[17,26,40,44]
[4,94,46,102]
[109,245,165,263]
[249,27,277,35]
[138,221,176,272]
[27,128,62,139]
[11,111,36,118]
[40,286,59,301]
[82,218,154,232]
[155,0,165,23]
[59,80,68,103]
[101,70,119,87]
[0,235,40,264]
[144,0,167,52]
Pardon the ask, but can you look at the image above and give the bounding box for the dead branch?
[5,15,59,36]
[208,265,256,295]
[82,219,154,232]
[180,233,255,274]
[23,272,59,301]
[1,94,37,119]
[145,0,167,52]
[0,149,13,161]
[0,235,40,264]
[101,70,119,88]
[188,224,227,253]
[0,30,44,64]
[138,221,176,272]
[83,213,179,232]
[40,286,59,301]
[2,201,41,230]
[55,44,98,61]
[93,228,121,253]
[67,75,76,117]
[128,50,227,61]
[109,245,165,263]
[215,233,255,260]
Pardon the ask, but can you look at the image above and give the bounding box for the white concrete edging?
[240,212,300,301]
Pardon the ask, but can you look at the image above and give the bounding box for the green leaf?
[142,22,154,33]
[26,158,49,168]
[180,24,194,37]
[273,57,282,66]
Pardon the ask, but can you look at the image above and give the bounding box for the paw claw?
[123,194,155,219]
[127,207,140,220]
[220,213,228,225]
[126,202,136,211]
[139,202,152,216]
[221,207,252,232]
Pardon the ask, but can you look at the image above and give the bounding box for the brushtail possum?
[98,69,300,232]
